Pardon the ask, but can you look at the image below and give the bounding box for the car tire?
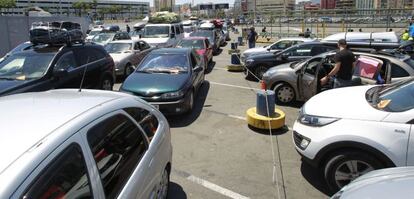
[186,91,194,114]
[273,83,295,104]
[244,68,255,80]
[324,150,385,193]
[157,168,170,199]
[124,63,134,78]
[254,65,268,80]
[100,76,113,91]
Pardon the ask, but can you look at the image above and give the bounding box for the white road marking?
[214,67,228,71]
[228,114,247,121]
[187,175,250,199]
[210,81,260,91]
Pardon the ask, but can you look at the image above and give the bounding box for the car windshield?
[0,52,55,80]
[137,54,189,74]
[404,58,414,70]
[142,26,169,38]
[190,31,213,43]
[89,30,101,36]
[367,78,414,112]
[92,33,114,44]
[105,43,132,53]
[177,40,204,50]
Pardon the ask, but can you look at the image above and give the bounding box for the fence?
[0,16,91,57]
[233,8,413,39]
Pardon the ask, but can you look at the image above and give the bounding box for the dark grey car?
[262,51,414,104]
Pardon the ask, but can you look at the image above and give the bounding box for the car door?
[52,50,83,89]
[131,41,141,65]
[405,109,414,165]
[138,41,152,61]
[297,57,322,100]
[390,63,410,83]
[13,134,104,199]
[73,47,106,89]
[190,52,203,90]
[81,111,153,199]
[205,39,213,60]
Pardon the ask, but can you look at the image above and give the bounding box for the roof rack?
[29,21,84,46]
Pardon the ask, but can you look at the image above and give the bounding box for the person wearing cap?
[247,27,258,48]
[320,39,356,88]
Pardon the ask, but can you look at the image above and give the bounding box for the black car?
[190,30,220,55]
[0,43,115,96]
[120,48,205,115]
[244,42,335,79]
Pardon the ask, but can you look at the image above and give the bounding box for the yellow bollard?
[341,20,345,32]
[322,22,326,38]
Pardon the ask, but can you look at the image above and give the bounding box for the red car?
[176,37,213,66]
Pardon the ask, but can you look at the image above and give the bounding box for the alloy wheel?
[334,160,374,188]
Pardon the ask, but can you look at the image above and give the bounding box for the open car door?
[297,57,323,100]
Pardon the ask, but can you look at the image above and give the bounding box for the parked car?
[241,38,317,61]
[176,37,213,66]
[130,22,146,40]
[244,42,335,79]
[262,51,414,104]
[0,41,32,63]
[293,78,414,192]
[120,48,205,115]
[222,25,231,41]
[141,23,184,48]
[104,25,120,32]
[86,27,103,41]
[91,32,131,46]
[105,40,154,77]
[190,30,220,55]
[0,89,172,199]
[321,32,400,49]
[0,43,115,96]
[331,167,414,198]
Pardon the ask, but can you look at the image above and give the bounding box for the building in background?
[256,0,295,14]
[335,0,355,10]
[3,0,149,19]
[321,0,336,8]
[356,0,376,14]
[154,0,175,11]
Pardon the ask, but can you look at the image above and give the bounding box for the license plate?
[153,104,159,109]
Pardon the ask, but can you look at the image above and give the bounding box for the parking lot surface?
[114,32,329,199]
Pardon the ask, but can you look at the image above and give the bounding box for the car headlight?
[298,113,339,127]
[161,91,184,99]
[245,59,254,66]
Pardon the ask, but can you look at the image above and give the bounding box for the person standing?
[247,27,258,48]
[409,22,414,38]
[320,39,356,88]
[126,24,131,33]
[304,28,311,38]
[261,26,267,38]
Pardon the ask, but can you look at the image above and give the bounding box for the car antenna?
[79,56,90,92]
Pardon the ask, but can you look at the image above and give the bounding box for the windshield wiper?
[0,77,17,80]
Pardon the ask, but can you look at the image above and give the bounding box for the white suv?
[293,78,414,192]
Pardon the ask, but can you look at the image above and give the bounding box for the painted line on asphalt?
[187,175,250,199]
[213,67,228,71]
[210,81,260,91]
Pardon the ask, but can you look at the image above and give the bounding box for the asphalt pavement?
[113,31,329,199]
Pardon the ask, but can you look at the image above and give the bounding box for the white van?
[140,23,183,48]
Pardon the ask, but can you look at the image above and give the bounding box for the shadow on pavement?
[168,182,187,199]
[213,48,223,56]
[248,125,289,136]
[205,61,216,74]
[276,101,305,109]
[167,81,210,128]
[300,161,332,196]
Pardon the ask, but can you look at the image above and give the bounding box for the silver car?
[105,40,154,77]
[0,89,172,199]
[332,167,414,199]
[263,51,414,104]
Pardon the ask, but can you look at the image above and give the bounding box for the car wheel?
[273,83,295,104]
[100,76,113,91]
[124,63,134,77]
[324,151,384,193]
[156,168,170,199]
[254,65,267,80]
[186,91,194,113]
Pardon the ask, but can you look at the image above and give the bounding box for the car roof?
[278,37,317,42]
[109,40,135,44]
[182,37,206,40]
[0,89,132,175]
[152,48,191,54]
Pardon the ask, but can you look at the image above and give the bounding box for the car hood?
[336,167,414,199]
[243,47,268,55]
[110,53,131,63]
[141,37,169,45]
[303,85,389,121]
[0,79,30,95]
[121,72,190,96]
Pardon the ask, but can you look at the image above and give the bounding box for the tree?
[0,0,16,14]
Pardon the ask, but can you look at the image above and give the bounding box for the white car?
[0,89,172,199]
[105,40,153,77]
[241,38,317,61]
[141,23,183,48]
[86,27,103,41]
[293,78,414,192]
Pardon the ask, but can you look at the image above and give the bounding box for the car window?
[310,46,330,56]
[304,58,322,75]
[22,144,92,199]
[87,114,148,198]
[272,41,292,50]
[190,53,197,68]
[377,79,414,112]
[292,41,304,45]
[175,26,180,34]
[391,64,409,78]
[170,26,175,34]
[55,51,78,71]
[134,42,140,50]
[289,45,312,56]
[138,41,149,50]
[124,107,159,141]
[205,40,210,48]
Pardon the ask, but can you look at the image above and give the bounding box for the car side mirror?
[193,66,203,72]
[170,33,175,38]
[281,53,289,60]
[53,68,69,78]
